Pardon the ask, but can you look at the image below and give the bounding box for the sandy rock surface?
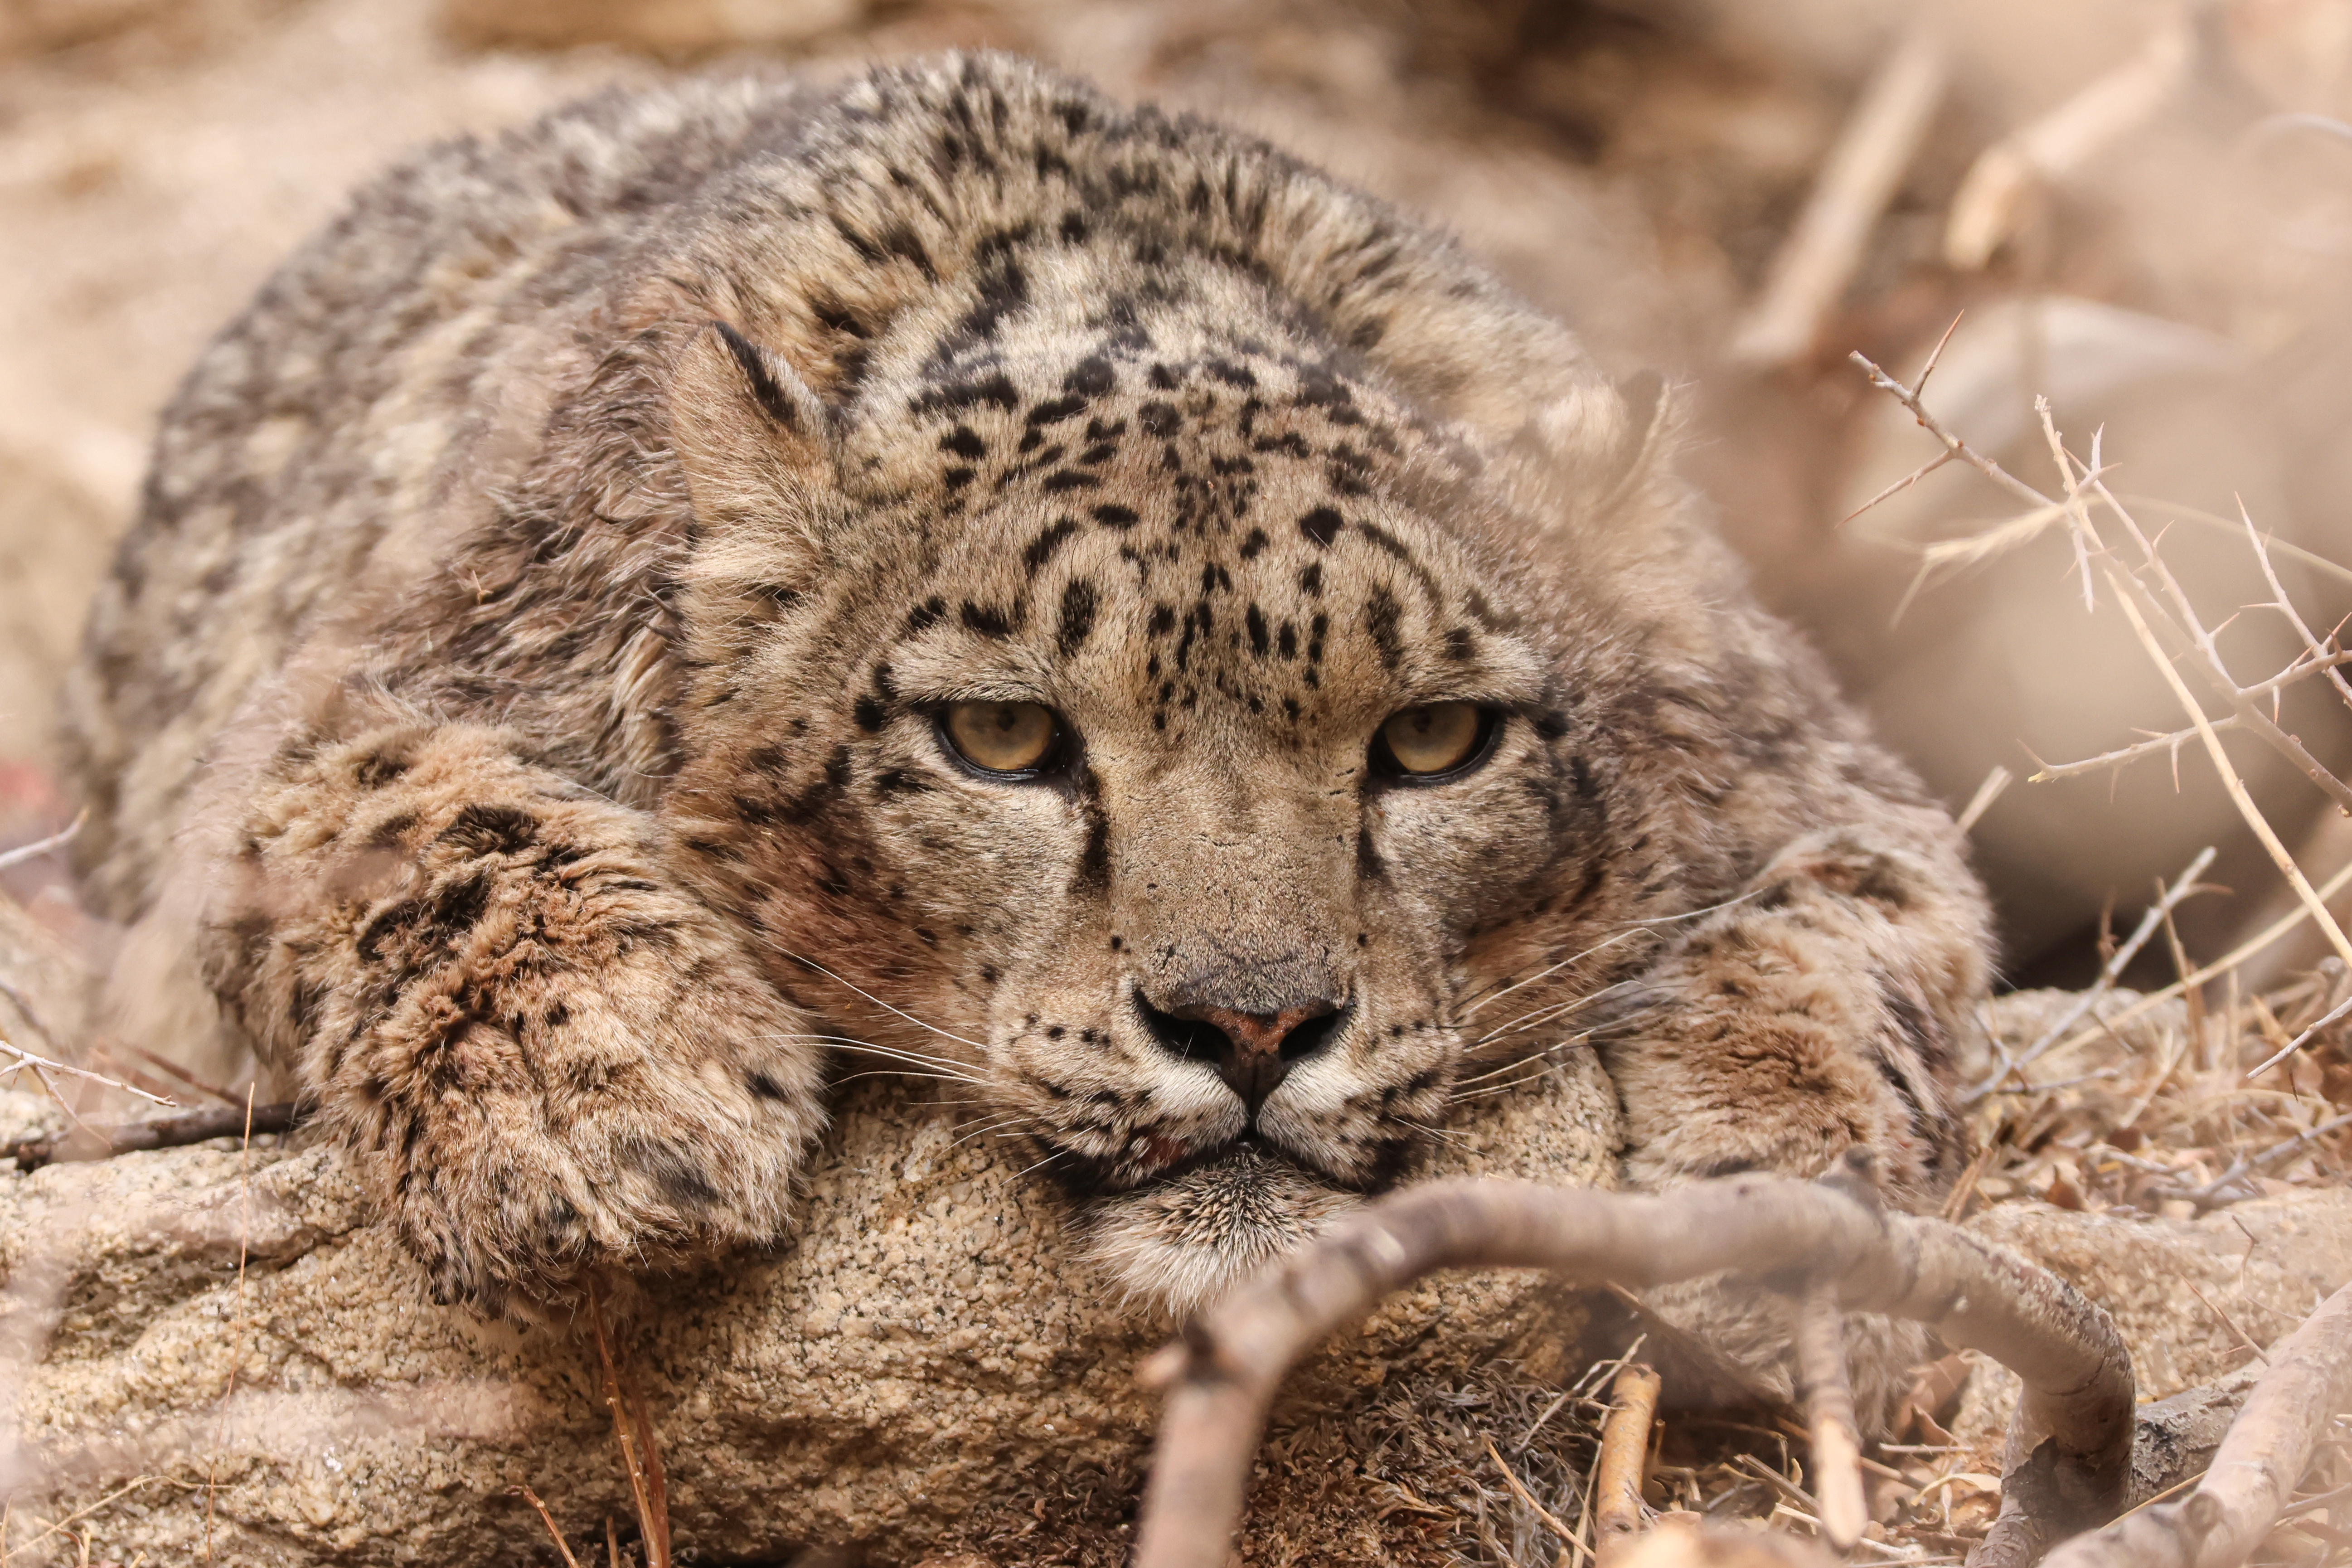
[0,1053,1618,1566]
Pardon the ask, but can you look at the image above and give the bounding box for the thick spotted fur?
[64,55,1990,1325]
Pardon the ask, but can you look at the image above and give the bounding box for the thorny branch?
[1848,349,2352,973]
[1131,1158,2134,1568]
[2041,1277,2352,1568]
[0,1035,176,1111]
[1967,845,2218,1102]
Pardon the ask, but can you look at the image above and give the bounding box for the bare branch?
[1956,765,2014,835]
[2239,501,2352,715]
[1594,1361,1662,1564]
[5,1101,300,1171]
[2042,857,2352,1063]
[1789,1287,1865,1553]
[1843,449,1956,526]
[2032,718,2240,785]
[2042,1277,2352,1568]
[0,1038,177,1109]
[1944,14,2194,269]
[588,1283,672,1568]
[511,1487,586,1568]
[1967,846,2216,1102]
[1729,26,1945,368]
[1847,352,2058,513]
[2077,468,2352,820]
[1483,1434,1591,1565]
[2096,539,2352,968]
[1131,1161,2134,1568]
[1849,355,2352,970]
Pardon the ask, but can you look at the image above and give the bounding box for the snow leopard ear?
[1503,368,1677,528]
[669,320,835,535]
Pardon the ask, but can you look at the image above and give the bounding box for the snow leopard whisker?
[1464,980,1641,1053]
[951,1117,1030,1149]
[766,946,987,1050]
[784,1037,991,1086]
[1014,1147,1072,1180]
[1455,930,1640,1019]
[764,1031,980,1073]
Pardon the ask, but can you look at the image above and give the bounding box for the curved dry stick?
[1594,1361,1663,1564]
[1132,1165,2134,1568]
[5,1102,303,1171]
[1791,1285,1866,1553]
[2042,1276,2352,1568]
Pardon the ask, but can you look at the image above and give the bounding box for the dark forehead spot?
[1057,578,1099,655]
[1356,520,1414,563]
[1064,355,1115,396]
[1028,395,1087,426]
[1446,626,1476,661]
[1148,604,1177,637]
[1245,604,1270,656]
[960,600,1017,636]
[1238,527,1269,560]
[940,426,987,459]
[1023,517,1079,575]
[1091,503,1139,529]
[906,596,948,633]
[1041,470,1100,493]
[911,372,1018,416]
[1138,402,1180,437]
[1298,562,1324,596]
[1364,587,1403,671]
[1299,507,1345,547]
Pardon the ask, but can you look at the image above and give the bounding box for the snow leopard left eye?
[1371,702,1501,782]
[939,701,1064,777]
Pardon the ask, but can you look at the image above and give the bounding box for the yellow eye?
[942,701,1062,775]
[1378,703,1490,777]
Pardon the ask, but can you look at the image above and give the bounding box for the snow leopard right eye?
[939,701,1064,777]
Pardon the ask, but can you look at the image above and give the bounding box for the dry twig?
[1790,1287,1866,1554]
[1131,1159,2133,1568]
[588,1283,673,1568]
[513,1485,587,1568]
[2041,1277,2352,1567]
[1944,12,2195,268]
[5,1102,300,1170]
[1849,350,2352,977]
[1594,1361,1663,1564]
[1968,846,2216,1101]
[0,1035,176,1111]
[1730,24,1946,368]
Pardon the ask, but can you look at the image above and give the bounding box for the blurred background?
[4,0,2351,993]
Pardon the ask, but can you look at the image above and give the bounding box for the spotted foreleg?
[1598,821,1990,1427]
[201,721,827,1312]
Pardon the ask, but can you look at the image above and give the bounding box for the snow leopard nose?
[1135,992,1347,1114]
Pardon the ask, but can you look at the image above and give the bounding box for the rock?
[0,1050,1621,1566]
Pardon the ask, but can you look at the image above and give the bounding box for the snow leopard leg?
[1599,822,1988,1430]
[199,718,827,1313]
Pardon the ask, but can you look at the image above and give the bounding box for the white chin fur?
[1083,1148,1363,1320]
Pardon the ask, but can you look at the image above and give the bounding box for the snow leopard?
[63,53,1991,1325]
